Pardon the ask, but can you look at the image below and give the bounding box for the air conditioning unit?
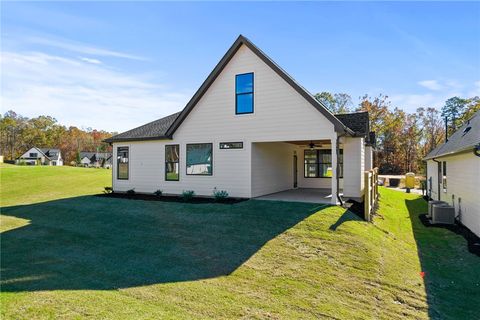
[428,200,448,218]
[432,204,455,224]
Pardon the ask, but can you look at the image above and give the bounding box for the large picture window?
[165,145,179,181]
[117,147,129,180]
[186,143,213,175]
[235,73,254,114]
[304,149,343,178]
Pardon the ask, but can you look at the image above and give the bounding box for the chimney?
[445,116,448,142]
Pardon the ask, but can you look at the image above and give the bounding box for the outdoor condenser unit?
[432,204,455,225]
[428,200,447,218]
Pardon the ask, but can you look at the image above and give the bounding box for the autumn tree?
[314,92,353,114]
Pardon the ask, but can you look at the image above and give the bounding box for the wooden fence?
[364,167,379,222]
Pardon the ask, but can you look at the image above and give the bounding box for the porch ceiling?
[285,140,332,146]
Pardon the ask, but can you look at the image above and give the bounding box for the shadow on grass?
[405,198,480,319]
[1,196,319,292]
[329,210,362,231]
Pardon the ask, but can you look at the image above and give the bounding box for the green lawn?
[1,166,479,319]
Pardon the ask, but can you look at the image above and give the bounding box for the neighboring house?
[424,110,480,236]
[79,152,112,168]
[105,35,375,204]
[16,147,63,166]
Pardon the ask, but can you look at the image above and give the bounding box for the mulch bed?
[96,192,247,205]
[419,214,480,257]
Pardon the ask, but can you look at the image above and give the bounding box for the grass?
[1,166,479,319]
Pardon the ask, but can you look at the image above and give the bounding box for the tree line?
[0,110,114,164]
[1,94,478,173]
[314,93,479,174]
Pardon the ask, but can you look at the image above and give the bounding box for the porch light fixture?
[309,141,315,149]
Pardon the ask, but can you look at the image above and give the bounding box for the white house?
[16,147,63,166]
[424,110,480,236]
[105,35,375,204]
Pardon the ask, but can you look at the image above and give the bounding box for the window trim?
[219,142,244,150]
[117,146,129,180]
[186,143,213,176]
[165,144,180,181]
[303,149,343,178]
[235,72,254,115]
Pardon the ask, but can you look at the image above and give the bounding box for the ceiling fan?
[308,141,322,149]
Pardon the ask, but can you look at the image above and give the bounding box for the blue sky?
[1,1,479,132]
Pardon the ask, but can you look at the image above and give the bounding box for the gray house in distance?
[79,152,112,168]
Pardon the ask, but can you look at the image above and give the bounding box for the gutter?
[335,131,348,206]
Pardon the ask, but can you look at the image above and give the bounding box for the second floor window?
[29,153,38,157]
[236,73,254,114]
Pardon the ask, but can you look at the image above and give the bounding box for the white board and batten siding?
[113,44,338,198]
[427,152,480,236]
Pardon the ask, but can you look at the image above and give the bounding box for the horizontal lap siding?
[113,44,337,198]
[440,153,480,236]
[251,142,296,197]
[426,160,439,200]
[113,140,251,197]
[343,137,365,198]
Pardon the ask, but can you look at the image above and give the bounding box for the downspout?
[432,158,441,201]
[336,132,345,206]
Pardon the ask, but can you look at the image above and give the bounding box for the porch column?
[331,136,339,205]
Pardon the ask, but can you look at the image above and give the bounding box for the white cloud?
[79,57,102,64]
[0,51,190,132]
[26,36,146,61]
[469,81,480,97]
[418,80,443,91]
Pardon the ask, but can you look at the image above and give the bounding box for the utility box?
[405,172,415,191]
[432,204,455,224]
[428,200,447,218]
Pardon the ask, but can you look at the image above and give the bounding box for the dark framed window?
[117,147,129,180]
[186,143,213,175]
[442,161,447,192]
[165,145,179,181]
[29,152,38,157]
[219,142,243,149]
[235,73,254,114]
[304,149,343,178]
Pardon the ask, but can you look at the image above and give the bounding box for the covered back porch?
[251,138,366,204]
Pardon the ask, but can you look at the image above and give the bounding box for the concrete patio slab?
[255,188,341,204]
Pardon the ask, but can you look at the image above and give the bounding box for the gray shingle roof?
[424,110,480,160]
[334,111,369,136]
[39,148,61,160]
[80,152,112,163]
[105,110,371,144]
[104,112,181,143]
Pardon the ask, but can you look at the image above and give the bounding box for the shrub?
[154,189,163,197]
[181,190,195,202]
[213,187,229,202]
[104,187,113,194]
[126,188,136,195]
